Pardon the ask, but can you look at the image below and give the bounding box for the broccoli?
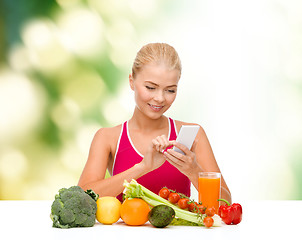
[50,186,98,228]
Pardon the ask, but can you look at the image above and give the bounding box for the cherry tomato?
[205,207,216,217]
[178,198,189,209]
[188,202,205,214]
[203,216,214,228]
[188,202,197,212]
[168,192,180,204]
[158,187,170,200]
[196,204,206,214]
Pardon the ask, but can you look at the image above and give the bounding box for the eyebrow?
[145,81,177,88]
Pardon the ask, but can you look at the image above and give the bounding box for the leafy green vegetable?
[50,186,98,228]
[123,179,221,227]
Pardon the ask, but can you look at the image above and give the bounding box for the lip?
[148,103,164,112]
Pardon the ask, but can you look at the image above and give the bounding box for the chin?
[147,109,169,120]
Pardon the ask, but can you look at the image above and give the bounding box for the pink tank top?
[112,117,191,201]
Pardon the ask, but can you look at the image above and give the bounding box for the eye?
[146,86,155,90]
[166,89,176,93]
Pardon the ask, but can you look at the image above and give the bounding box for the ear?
[129,74,134,90]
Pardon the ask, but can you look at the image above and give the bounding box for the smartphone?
[173,125,200,154]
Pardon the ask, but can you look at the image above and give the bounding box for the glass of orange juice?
[198,172,221,213]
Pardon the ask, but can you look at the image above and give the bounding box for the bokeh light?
[57,6,105,59]
[0,148,28,180]
[1,0,302,201]
[0,70,45,144]
[21,18,71,72]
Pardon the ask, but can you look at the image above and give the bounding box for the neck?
[129,108,168,131]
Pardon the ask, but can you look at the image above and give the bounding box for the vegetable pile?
[50,186,98,228]
[123,179,222,228]
[50,181,242,229]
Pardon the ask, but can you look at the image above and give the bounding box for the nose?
[153,90,165,103]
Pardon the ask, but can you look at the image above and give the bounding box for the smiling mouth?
[148,104,164,111]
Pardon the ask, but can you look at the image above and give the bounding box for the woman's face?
[130,63,180,119]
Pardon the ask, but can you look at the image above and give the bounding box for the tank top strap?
[112,121,127,173]
[118,121,128,149]
[168,117,178,141]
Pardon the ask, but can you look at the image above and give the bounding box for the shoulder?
[93,124,123,148]
[95,124,123,137]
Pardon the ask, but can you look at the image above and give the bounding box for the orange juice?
[198,172,221,213]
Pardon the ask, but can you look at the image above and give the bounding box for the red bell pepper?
[217,199,242,225]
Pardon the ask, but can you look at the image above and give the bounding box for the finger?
[164,151,183,168]
[152,139,161,152]
[161,140,175,153]
[166,157,182,169]
[156,135,170,152]
[172,141,192,155]
[161,135,170,147]
[153,138,169,152]
[161,136,171,151]
[166,148,187,163]
[154,136,165,152]
[169,140,176,146]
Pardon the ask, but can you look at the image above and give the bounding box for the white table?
[0,200,300,240]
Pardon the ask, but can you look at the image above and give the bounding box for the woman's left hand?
[163,141,202,178]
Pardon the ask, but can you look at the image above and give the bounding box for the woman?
[78,43,232,204]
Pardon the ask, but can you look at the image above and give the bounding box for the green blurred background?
[0,0,301,200]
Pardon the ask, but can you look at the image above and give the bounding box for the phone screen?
[173,125,200,154]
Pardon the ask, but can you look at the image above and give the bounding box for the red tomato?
[205,207,216,217]
[178,198,189,209]
[203,216,214,228]
[195,204,206,214]
[168,192,180,204]
[188,202,197,212]
[158,188,170,200]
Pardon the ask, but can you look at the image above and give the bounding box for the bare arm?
[78,128,169,197]
[78,128,146,197]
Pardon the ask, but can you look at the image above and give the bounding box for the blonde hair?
[132,43,182,79]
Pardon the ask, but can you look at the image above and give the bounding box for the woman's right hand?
[139,135,172,173]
